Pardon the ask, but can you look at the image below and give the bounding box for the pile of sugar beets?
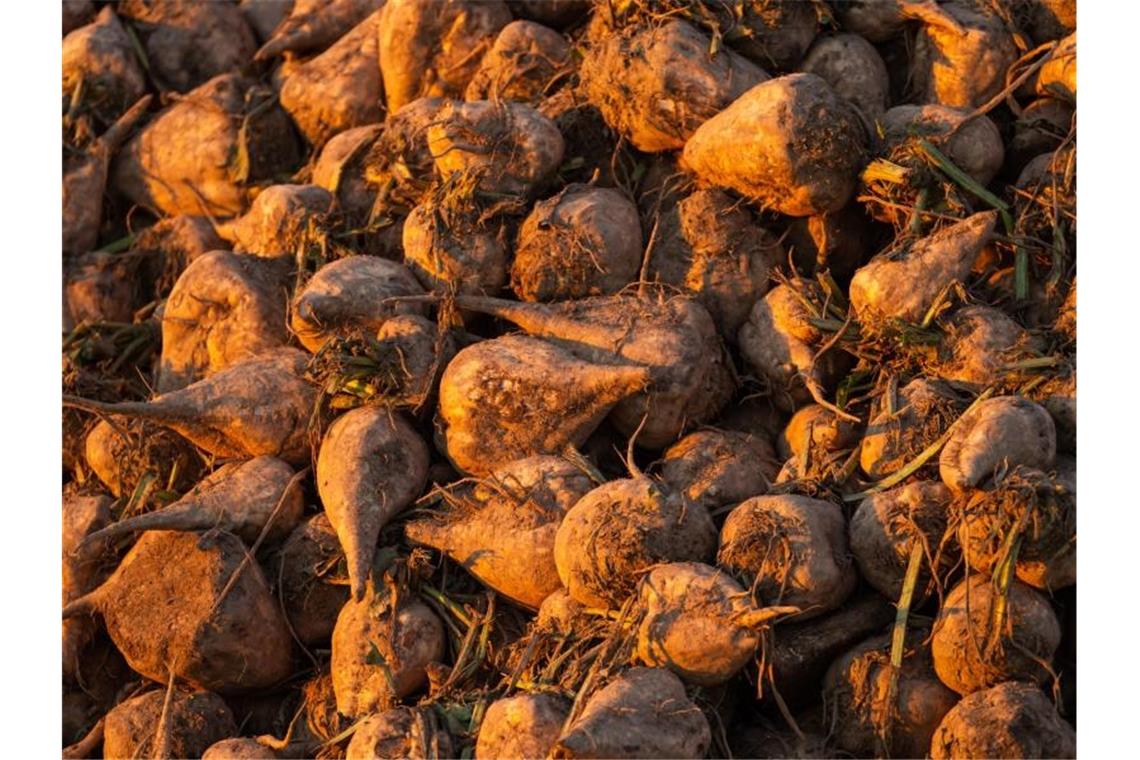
[61,0,1077,758]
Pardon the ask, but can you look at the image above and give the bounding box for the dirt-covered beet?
[718,494,856,619]
[634,562,795,686]
[362,96,450,207]
[554,477,717,608]
[62,530,294,693]
[63,95,152,258]
[118,0,257,93]
[84,455,305,547]
[934,305,1043,387]
[553,667,711,759]
[426,100,564,200]
[312,124,383,222]
[660,429,779,511]
[65,348,318,464]
[278,10,384,147]
[436,334,650,476]
[406,455,594,609]
[255,0,382,61]
[682,73,867,217]
[378,0,511,112]
[779,404,862,464]
[465,20,571,104]
[402,199,510,296]
[291,256,426,353]
[879,105,1006,187]
[103,689,237,760]
[957,462,1076,591]
[849,480,954,600]
[800,33,890,121]
[454,293,736,449]
[217,184,335,259]
[860,378,965,479]
[930,681,1076,759]
[276,513,350,646]
[645,187,781,339]
[317,406,430,600]
[112,74,302,217]
[738,279,852,412]
[931,575,1062,695]
[511,184,642,302]
[850,211,999,328]
[157,250,290,393]
[824,630,959,758]
[476,692,570,760]
[62,491,113,683]
[580,19,768,153]
[939,396,1057,491]
[346,706,454,760]
[62,7,146,126]
[911,0,1018,108]
[330,587,446,717]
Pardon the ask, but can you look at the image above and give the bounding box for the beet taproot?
[62,530,294,693]
[511,184,642,302]
[256,0,382,60]
[312,124,384,223]
[930,681,1075,758]
[62,7,146,126]
[850,480,954,600]
[645,187,781,339]
[465,20,571,104]
[378,0,511,112]
[682,73,867,217]
[454,292,735,448]
[402,199,510,296]
[860,378,965,480]
[554,477,717,609]
[931,575,1062,695]
[436,334,651,476]
[83,456,304,548]
[63,95,152,258]
[330,587,446,717]
[317,406,429,600]
[940,396,1057,491]
[62,491,113,683]
[291,256,426,353]
[103,689,237,760]
[405,455,594,608]
[552,667,711,759]
[635,562,797,686]
[912,0,1018,108]
[957,462,1076,591]
[718,494,856,619]
[476,692,569,760]
[216,184,335,259]
[157,250,290,393]
[850,211,999,327]
[346,706,453,760]
[737,280,852,412]
[660,429,779,511]
[64,348,318,464]
[112,74,301,217]
[580,19,768,153]
[118,0,257,93]
[278,10,384,147]
[800,33,890,121]
[824,629,959,759]
[426,99,564,200]
[276,513,350,646]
